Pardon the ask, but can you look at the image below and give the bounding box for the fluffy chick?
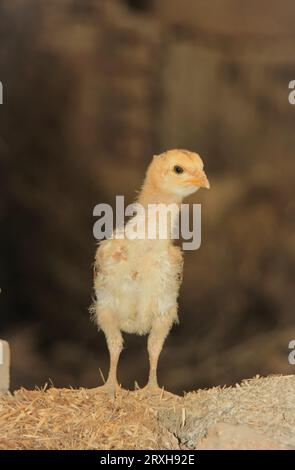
[92,149,210,395]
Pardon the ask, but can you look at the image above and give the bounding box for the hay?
[0,375,294,450]
[0,387,179,450]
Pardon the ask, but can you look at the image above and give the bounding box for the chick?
[92,149,210,395]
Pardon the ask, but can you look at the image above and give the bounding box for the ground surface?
[0,375,294,450]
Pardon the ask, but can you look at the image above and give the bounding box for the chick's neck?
[137,179,182,207]
[135,179,181,244]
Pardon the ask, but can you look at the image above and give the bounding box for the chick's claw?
[138,385,163,398]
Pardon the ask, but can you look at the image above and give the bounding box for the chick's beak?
[188,170,210,189]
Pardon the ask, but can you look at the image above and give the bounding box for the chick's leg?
[97,308,123,395]
[145,314,174,394]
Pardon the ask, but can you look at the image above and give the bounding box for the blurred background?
[1,0,295,394]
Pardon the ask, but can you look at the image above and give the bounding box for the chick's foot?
[135,383,164,398]
[90,381,122,398]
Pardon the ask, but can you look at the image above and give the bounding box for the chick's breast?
[94,239,183,334]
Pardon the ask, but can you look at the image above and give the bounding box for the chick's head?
[147,149,210,199]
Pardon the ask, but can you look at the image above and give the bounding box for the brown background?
[1,0,295,394]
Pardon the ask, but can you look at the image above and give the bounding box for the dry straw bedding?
[0,375,294,449]
[0,387,179,450]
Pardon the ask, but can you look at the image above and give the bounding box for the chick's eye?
[174,165,184,174]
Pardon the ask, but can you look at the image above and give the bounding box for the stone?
[197,423,288,450]
[0,340,10,393]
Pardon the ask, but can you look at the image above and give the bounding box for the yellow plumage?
[92,149,209,395]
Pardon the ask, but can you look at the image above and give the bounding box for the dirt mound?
[161,374,295,449]
[0,375,294,450]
